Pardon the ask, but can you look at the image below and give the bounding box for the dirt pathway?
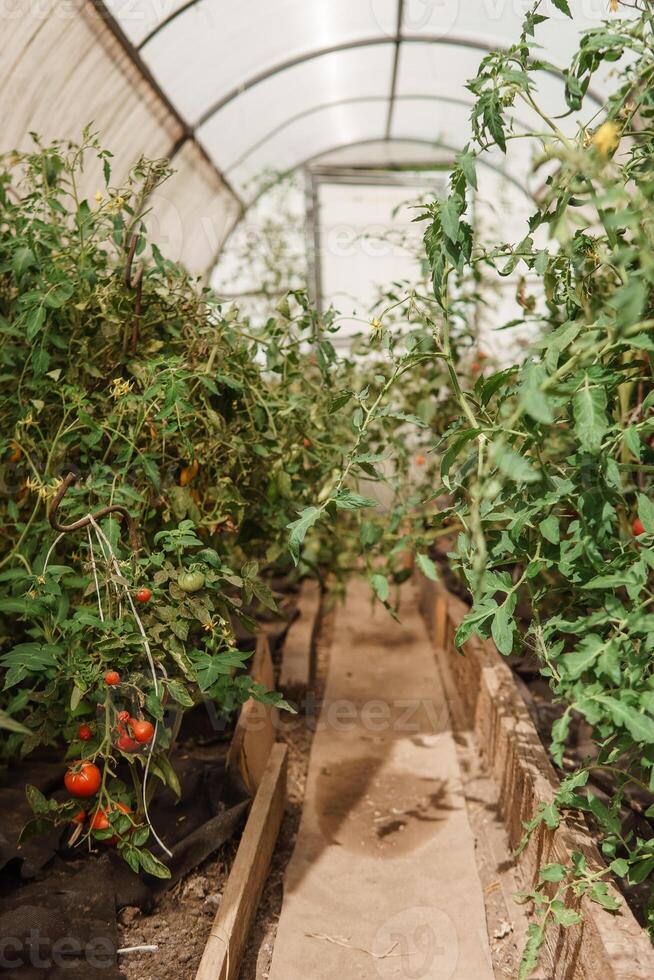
[267,580,494,980]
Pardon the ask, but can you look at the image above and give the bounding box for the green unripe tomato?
[178,570,205,593]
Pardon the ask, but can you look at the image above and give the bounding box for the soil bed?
[0,588,300,979]
[430,538,654,931]
[238,596,334,980]
[118,840,238,979]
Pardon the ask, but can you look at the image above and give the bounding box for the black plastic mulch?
[0,712,250,978]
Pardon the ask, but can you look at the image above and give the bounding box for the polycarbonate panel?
[140,0,398,124]
[400,0,636,99]
[199,45,395,173]
[225,101,390,201]
[103,0,189,46]
[390,98,534,194]
[0,4,182,191]
[148,140,241,274]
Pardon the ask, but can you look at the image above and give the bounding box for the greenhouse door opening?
[306,167,447,346]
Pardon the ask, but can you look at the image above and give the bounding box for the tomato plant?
[392,0,654,969]
[0,132,431,875]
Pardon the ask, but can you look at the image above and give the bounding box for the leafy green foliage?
[0,131,456,875]
[398,0,654,968]
[0,133,420,871]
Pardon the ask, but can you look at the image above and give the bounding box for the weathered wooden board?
[417,572,654,980]
[226,633,277,795]
[195,742,288,980]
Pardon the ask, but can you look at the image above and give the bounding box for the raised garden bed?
[416,572,654,980]
[0,632,287,980]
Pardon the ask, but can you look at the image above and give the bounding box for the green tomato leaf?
[552,0,571,15]
[573,378,607,454]
[287,506,323,565]
[637,493,654,534]
[370,574,389,603]
[415,553,438,582]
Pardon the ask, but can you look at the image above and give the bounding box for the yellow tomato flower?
[110,377,134,400]
[592,121,621,158]
[370,317,382,331]
[94,191,103,203]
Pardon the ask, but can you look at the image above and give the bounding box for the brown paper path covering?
[268,579,493,979]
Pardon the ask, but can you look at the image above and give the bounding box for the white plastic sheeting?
[1,1,635,271]
[0,4,180,178]
[198,44,396,174]
[111,0,625,189]
[0,2,239,274]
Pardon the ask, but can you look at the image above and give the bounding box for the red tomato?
[104,670,121,686]
[135,587,152,603]
[71,810,86,824]
[89,809,110,831]
[633,517,645,536]
[471,362,481,374]
[303,437,312,448]
[64,761,101,797]
[116,733,140,753]
[90,802,132,843]
[130,719,155,744]
[117,710,130,722]
[77,723,93,741]
[415,454,426,466]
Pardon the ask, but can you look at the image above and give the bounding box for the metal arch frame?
[192,34,605,129]
[138,0,199,48]
[300,137,533,198]
[215,93,536,178]
[230,134,533,210]
[136,9,606,130]
[385,0,405,138]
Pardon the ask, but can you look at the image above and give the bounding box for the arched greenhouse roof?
[1,1,630,274]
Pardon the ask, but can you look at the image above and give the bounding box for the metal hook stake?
[49,472,139,552]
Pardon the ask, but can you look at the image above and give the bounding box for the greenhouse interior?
[2,2,654,978]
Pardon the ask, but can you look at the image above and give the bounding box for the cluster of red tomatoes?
[63,649,157,840]
[105,669,155,751]
[113,711,155,753]
[63,762,133,843]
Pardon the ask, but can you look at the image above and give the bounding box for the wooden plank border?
[226,633,278,795]
[194,634,286,979]
[416,572,654,980]
[196,742,288,980]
